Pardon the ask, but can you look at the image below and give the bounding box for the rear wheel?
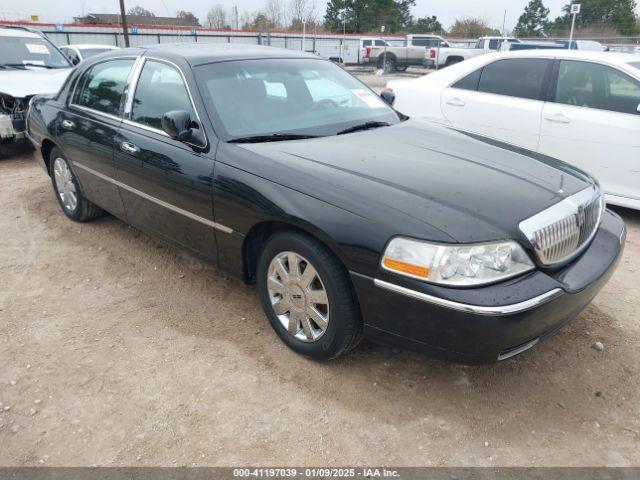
[380,56,396,73]
[257,231,362,360]
[50,147,103,222]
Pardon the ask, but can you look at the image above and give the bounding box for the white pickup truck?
[426,37,521,68]
[365,34,449,72]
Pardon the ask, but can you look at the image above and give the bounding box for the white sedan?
[59,44,120,65]
[388,50,640,210]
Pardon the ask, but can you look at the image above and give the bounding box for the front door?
[114,58,218,261]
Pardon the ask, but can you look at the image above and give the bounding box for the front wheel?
[257,231,362,360]
[50,147,103,222]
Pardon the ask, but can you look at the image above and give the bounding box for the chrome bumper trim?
[73,161,234,235]
[373,279,563,316]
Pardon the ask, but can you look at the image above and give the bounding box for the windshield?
[0,35,70,68]
[195,58,401,141]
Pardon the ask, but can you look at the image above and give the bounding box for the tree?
[206,5,228,29]
[176,10,200,26]
[449,17,500,37]
[127,6,155,17]
[264,0,286,28]
[407,15,443,34]
[289,0,318,29]
[551,0,638,36]
[514,0,550,37]
[323,0,415,33]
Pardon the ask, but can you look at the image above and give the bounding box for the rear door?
[539,59,640,203]
[114,57,218,260]
[441,57,552,150]
[60,57,136,218]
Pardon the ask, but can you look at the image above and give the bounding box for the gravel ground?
[1,137,639,466]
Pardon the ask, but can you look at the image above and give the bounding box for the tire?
[257,231,362,360]
[395,66,408,72]
[444,57,462,67]
[49,147,103,222]
[380,56,396,73]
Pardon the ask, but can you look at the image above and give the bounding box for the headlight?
[381,237,535,287]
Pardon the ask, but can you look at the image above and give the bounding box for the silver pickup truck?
[364,35,448,72]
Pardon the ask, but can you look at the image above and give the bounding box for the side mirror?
[161,110,206,147]
[71,56,80,66]
[380,88,395,106]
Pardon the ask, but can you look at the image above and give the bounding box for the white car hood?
[0,68,72,98]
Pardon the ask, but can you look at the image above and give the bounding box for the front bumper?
[0,113,27,144]
[351,209,626,364]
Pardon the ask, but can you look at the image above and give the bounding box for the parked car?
[427,36,521,68]
[388,50,640,210]
[59,44,120,65]
[366,34,448,72]
[0,25,72,156]
[508,39,607,52]
[27,44,625,364]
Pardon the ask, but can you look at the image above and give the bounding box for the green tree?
[127,6,156,17]
[407,15,443,34]
[514,0,550,37]
[323,0,415,33]
[449,17,500,38]
[552,0,638,35]
[176,10,201,26]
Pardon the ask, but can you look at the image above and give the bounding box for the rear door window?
[477,58,550,100]
[74,59,134,115]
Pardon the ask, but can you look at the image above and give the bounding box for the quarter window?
[131,60,195,130]
[74,59,134,115]
[452,68,482,91]
[555,60,640,115]
[477,58,550,100]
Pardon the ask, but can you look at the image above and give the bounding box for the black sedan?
[27,44,626,364]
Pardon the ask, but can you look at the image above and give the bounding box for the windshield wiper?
[1,62,57,69]
[228,133,322,143]
[337,121,391,135]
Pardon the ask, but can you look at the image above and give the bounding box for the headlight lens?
[381,237,535,286]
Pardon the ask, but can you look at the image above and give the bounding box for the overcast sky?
[0,0,637,31]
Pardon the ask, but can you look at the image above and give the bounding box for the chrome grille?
[519,185,603,266]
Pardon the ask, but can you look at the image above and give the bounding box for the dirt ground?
[1,145,639,467]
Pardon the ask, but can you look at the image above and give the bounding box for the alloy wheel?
[267,251,330,342]
[53,157,78,212]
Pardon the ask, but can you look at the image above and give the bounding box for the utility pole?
[302,19,307,51]
[119,0,130,47]
[501,10,507,37]
[233,5,239,30]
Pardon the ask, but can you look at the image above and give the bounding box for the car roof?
[133,42,320,66]
[0,27,43,38]
[492,48,637,65]
[63,44,120,50]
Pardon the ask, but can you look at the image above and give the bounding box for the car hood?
[0,68,72,98]
[236,119,593,243]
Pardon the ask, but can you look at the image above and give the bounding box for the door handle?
[446,98,465,107]
[61,119,75,130]
[120,142,140,154]
[544,113,571,124]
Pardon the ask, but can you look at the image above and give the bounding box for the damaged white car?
[0,26,72,156]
